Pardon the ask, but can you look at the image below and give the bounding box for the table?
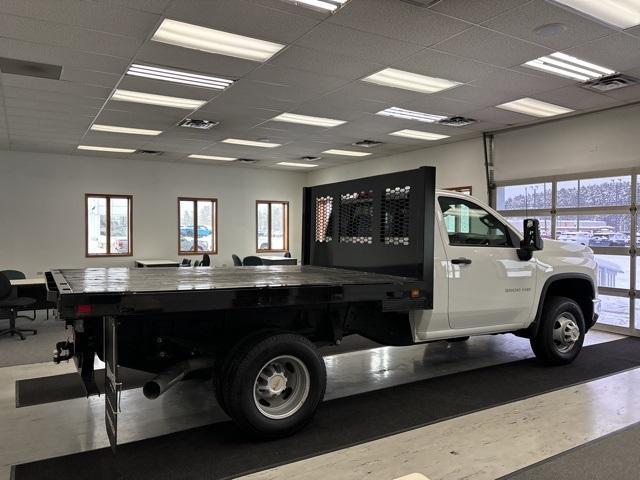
[135,260,181,268]
[259,255,297,266]
[8,277,55,319]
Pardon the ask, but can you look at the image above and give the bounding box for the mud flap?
[104,316,121,453]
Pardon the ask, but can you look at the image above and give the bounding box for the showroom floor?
[0,328,630,480]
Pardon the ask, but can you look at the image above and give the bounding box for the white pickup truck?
[48,167,599,449]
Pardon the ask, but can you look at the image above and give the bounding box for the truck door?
[438,195,536,330]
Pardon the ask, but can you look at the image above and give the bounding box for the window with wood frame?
[86,194,133,257]
[178,197,217,255]
[256,200,289,252]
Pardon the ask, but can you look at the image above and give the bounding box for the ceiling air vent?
[352,139,384,148]
[178,118,219,130]
[581,74,638,92]
[0,57,62,80]
[301,156,322,162]
[438,116,476,127]
[235,158,259,165]
[135,149,164,156]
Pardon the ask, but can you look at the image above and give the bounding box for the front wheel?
[222,333,326,438]
[531,296,585,365]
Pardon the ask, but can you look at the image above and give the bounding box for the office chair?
[242,256,264,266]
[0,272,37,340]
[284,252,291,258]
[232,254,243,266]
[201,253,211,267]
[0,270,36,320]
[193,260,201,267]
[180,258,192,267]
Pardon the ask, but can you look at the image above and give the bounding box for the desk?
[8,277,55,319]
[135,260,181,268]
[259,255,297,266]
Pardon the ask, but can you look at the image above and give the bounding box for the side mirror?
[517,218,544,261]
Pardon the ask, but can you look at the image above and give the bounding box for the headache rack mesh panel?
[315,196,333,242]
[381,186,411,245]
[339,190,373,244]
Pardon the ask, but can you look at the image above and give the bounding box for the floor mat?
[12,337,640,480]
[500,420,640,480]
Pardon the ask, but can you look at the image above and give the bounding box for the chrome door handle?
[451,258,472,265]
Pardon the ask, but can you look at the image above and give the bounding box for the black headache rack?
[303,166,435,309]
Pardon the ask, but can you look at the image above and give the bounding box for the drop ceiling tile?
[4,97,100,116]
[533,86,616,110]
[483,0,614,50]
[397,95,475,116]
[433,84,519,111]
[266,46,383,80]
[429,0,531,24]
[466,106,543,125]
[291,103,370,122]
[245,65,350,94]
[102,0,172,14]
[0,14,144,58]
[296,23,425,64]
[469,68,569,96]
[60,67,122,89]
[0,38,130,74]
[78,132,147,148]
[163,0,320,44]
[206,82,298,111]
[1,74,112,99]
[563,33,640,72]
[101,101,191,124]
[3,86,105,108]
[135,42,258,78]
[392,48,500,83]
[432,26,552,68]
[245,0,329,20]
[0,0,161,40]
[600,83,640,101]
[95,109,182,130]
[329,0,470,46]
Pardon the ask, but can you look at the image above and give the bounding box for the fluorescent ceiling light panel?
[151,19,285,62]
[523,52,615,81]
[550,0,640,29]
[90,124,162,136]
[188,154,237,161]
[362,68,461,94]
[127,64,234,90]
[377,107,447,123]
[277,161,318,168]
[389,129,449,141]
[496,97,574,117]
[111,89,206,109]
[271,112,346,127]
[279,0,348,12]
[77,145,136,153]
[222,138,281,148]
[322,149,371,157]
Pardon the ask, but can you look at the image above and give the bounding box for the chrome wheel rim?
[253,355,310,420]
[553,313,580,353]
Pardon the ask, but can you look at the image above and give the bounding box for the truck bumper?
[591,297,601,328]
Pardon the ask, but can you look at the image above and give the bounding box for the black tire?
[531,296,585,366]
[222,333,326,438]
[213,329,278,414]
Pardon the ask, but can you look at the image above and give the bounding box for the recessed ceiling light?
[271,112,347,127]
[549,0,640,29]
[322,149,371,157]
[222,138,281,148]
[496,97,574,117]
[277,161,318,168]
[90,124,162,136]
[377,107,448,123]
[279,0,348,13]
[188,154,237,161]
[77,145,136,153]
[151,19,285,62]
[111,89,206,109]
[524,52,615,82]
[389,130,450,141]
[362,68,462,94]
[127,64,234,90]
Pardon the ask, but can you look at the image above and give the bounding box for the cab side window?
[438,196,512,247]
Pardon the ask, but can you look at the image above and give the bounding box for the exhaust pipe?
[143,357,215,400]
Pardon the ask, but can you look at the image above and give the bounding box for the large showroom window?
[495,172,638,335]
[86,194,132,257]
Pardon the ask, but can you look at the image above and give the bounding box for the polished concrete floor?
[0,330,625,480]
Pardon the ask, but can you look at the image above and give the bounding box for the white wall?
[307,138,488,203]
[494,103,640,182]
[0,151,307,276]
